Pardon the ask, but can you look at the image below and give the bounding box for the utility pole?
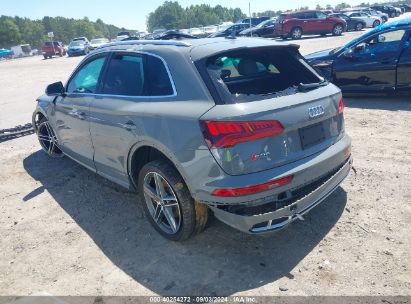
[249,1,253,37]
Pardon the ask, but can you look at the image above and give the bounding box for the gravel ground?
[0,31,410,296]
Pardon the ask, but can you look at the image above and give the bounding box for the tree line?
[146,2,246,32]
[0,15,130,49]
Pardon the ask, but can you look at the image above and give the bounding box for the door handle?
[119,121,137,131]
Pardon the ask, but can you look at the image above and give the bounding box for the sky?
[2,0,386,31]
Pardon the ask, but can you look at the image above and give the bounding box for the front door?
[333,29,407,93]
[54,54,107,170]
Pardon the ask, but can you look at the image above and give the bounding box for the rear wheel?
[355,22,363,31]
[36,117,63,158]
[390,12,395,18]
[332,24,343,36]
[138,160,208,241]
[382,16,388,23]
[43,55,47,59]
[372,20,381,27]
[290,27,302,40]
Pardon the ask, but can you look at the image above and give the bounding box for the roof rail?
[99,40,192,49]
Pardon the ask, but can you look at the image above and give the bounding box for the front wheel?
[372,20,381,27]
[332,24,343,36]
[36,117,63,158]
[138,160,208,241]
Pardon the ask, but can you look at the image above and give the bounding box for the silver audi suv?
[33,38,352,241]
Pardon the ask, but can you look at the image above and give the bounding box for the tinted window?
[304,12,317,19]
[102,54,174,97]
[146,56,174,96]
[316,12,327,19]
[103,54,146,96]
[67,56,106,94]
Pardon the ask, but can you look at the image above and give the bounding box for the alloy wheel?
[333,25,343,35]
[356,23,363,31]
[143,172,182,235]
[291,28,302,39]
[37,120,63,157]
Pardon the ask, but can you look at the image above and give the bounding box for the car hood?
[305,48,334,61]
[240,27,258,35]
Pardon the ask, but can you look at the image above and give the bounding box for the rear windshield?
[203,47,321,103]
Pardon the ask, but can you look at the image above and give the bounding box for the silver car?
[33,38,352,241]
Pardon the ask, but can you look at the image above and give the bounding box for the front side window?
[67,56,106,93]
[354,29,406,55]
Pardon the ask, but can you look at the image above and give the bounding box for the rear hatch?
[196,45,345,176]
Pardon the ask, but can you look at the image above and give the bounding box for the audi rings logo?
[308,105,325,119]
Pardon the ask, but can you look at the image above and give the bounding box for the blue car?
[306,15,411,94]
[67,41,89,57]
[0,48,13,58]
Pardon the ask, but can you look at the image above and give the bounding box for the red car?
[273,10,347,40]
[41,41,66,59]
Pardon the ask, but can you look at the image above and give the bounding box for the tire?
[138,160,208,241]
[290,27,302,40]
[281,35,288,40]
[332,23,343,36]
[58,52,63,57]
[390,12,395,18]
[36,117,63,158]
[382,16,388,23]
[43,55,47,59]
[372,20,381,28]
[355,22,363,31]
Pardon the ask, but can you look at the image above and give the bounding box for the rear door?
[89,52,176,187]
[396,30,411,91]
[53,54,107,170]
[333,29,407,93]
[300,12,317,34]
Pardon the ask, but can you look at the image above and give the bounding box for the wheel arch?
[127,141,194,195]
[32,110,47,133]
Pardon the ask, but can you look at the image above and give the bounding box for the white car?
[89,38,109,50]
[346,11,382,27]
[203,25,218,35]
[189,27,205,37]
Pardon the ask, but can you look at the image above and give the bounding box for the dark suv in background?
[370,5,398,18]
[274,10,347,39]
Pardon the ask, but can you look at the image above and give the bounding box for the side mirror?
[46,81,65,96]
[343,48,354,59]
[378,35,386,43]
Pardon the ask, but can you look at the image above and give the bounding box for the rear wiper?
[297,78,328,92]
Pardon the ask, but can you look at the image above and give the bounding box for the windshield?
[91,39,106,44]
[256,19,273,28]
[69,41,84,47]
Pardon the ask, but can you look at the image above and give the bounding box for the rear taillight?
[212,175,293,197]
[200,120,284,149]
[338,98,345,114]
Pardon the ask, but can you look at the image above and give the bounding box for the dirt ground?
[0,31,410,297]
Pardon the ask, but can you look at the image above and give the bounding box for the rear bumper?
[210,155,352,233]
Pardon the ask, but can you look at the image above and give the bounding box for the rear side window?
[203,47,321,103]
[102,53,174,97]
[103,54,146,96]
